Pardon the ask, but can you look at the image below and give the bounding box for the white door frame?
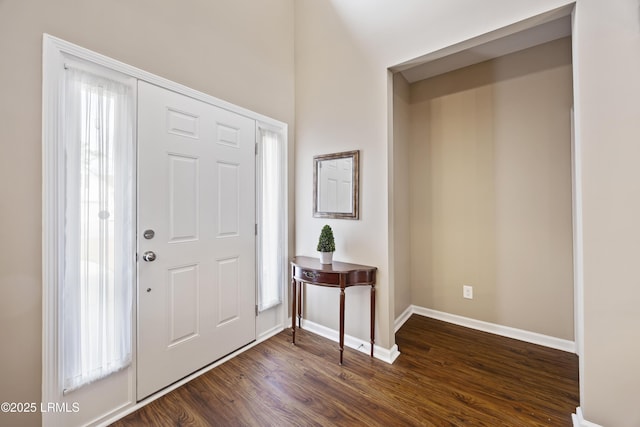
[42,34,288,426]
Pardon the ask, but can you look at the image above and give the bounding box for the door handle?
[142,251,157,262]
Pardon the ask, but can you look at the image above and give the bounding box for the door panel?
[168,264,200,346]
[168,154,199,241]
[217,257,240,324]
[137,81,256,400]
[217,161,240,236]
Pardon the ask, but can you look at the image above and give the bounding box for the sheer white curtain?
[62,66,134,392]
[258,128,286,312]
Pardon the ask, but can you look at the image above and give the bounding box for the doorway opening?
[389,6,580,354]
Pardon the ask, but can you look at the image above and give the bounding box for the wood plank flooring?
[112,315,579,426]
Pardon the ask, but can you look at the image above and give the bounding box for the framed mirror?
[313,150,359,220]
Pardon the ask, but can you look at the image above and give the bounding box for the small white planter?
[319,251,333,264]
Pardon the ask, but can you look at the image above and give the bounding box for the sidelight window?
[61,65,135,392]
[257,126,286,312]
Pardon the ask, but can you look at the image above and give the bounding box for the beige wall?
[391,73,412,319]
[408,38,574,339]
[0,1,294,426]
[2,0,639,425]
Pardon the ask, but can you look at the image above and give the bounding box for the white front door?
[137,81,256,400]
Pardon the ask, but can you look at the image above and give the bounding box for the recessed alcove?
[390,7,576,342]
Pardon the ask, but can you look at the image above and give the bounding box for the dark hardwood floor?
[112,315,579,426]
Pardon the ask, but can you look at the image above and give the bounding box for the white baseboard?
[396,305,576,353]
[572,407,603,427]
[395,305,414,333]
[257,323,286,342]
[298,318,400,364]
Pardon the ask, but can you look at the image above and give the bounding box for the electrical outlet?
[463,285,473,300]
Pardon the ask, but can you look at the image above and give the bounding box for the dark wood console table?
[290,256,377,365]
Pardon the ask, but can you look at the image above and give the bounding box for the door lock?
[142,251,157,262]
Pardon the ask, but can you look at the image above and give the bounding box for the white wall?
[573,1,640,425]
[0,1,294,426]
[294,2,394,348]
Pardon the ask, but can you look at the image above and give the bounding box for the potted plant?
[317,225,336,264]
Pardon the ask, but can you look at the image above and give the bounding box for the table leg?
[339,287,345,365]
[370,285,376,358]
[291,278,296,345]
[297,281,302,328]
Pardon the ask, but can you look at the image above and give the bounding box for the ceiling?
[394,12,572,84]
